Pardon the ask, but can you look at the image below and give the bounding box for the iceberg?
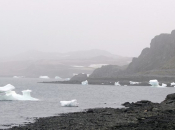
[39,76,49,79]
[130,81,140,85]
[13,76,24,78]
[149,80,166,88]
[161,83,167,87]
[149,80,159,87]
[0,84,38,101]
[60,99,78,107]
[114,82,121,86]
[171,82,175,86]
[82,80,88,85]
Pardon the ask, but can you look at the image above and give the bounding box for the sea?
[0,77,175,129]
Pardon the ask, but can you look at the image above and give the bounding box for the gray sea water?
[0,77,175,129]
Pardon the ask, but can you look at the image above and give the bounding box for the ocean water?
[0,77,175,129]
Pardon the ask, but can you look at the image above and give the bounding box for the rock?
[90,29,175,79]
[70,73,88,82]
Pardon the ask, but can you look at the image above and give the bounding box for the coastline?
[40,76,175,87]
[8,93,175,130]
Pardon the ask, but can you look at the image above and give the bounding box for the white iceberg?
[39,76,49,79]
[60,99,78,107]
[149,80,166,88]
[114,82,121,86]
[130,81,140,85]
[0,84,38,101]
[149,80,159,87]
[161,83,167,87]
[0,84,15,93]
[13,76,24,78]
[82,80,88,85]
[171,82,175,86]
[87,74,90,77]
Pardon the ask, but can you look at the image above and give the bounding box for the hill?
[0,49,132,78]
[90,30,175,79]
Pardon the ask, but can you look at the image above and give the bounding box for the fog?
[0,0,175,57]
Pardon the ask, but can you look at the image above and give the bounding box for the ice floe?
[82,80,88,85]
[130,81,140,85]
[149,80,166,88]
[13,76,24,78]
[114,82,121,86]
[171,82,175,86]
[60,99,78,107]
[0,84,38,101]
[39,76,49,79]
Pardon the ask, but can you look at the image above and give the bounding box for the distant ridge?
[0,49,132,78]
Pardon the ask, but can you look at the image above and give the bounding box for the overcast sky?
[0,0,175,57]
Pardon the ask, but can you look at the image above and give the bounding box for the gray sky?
[0,0,175,57]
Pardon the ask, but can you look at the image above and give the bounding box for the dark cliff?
[90,30,175,78]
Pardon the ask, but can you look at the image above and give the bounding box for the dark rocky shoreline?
[7,93,175,130]
[41,77,175,87]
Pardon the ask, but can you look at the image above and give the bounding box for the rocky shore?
[8,93,175,130]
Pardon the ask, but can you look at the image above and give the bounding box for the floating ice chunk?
[171,82,175,86]
[114,82,121,86]
[130,81,140,85]
[87,74,90,77]
[161,83,167,87]
[0,84,15,94]
[0,84,38,101]
[149,80,159,87]
[39,76,49,79]
[82,80,88,85]
[124,85,127,86]
[13,76,24,78]
[149,80,166,88]
[60,99,78,107]
[13,76,19,78]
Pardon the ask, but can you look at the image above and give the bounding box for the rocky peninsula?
[8,93,175,130]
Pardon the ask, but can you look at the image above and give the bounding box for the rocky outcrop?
[90,65,127,78]
[70,73,88,82]
[127,30,175,75]
[90,30,175,78]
